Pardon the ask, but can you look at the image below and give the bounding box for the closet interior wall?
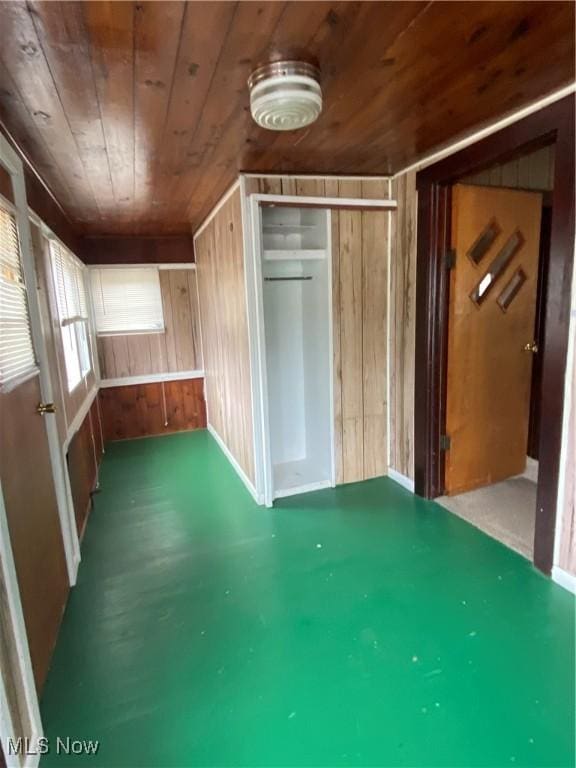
[244,175,391,486]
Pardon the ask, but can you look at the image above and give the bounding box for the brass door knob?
[522,342,538,353]
[37,402,56,415]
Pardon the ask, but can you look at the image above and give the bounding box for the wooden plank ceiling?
[0,1,573,235]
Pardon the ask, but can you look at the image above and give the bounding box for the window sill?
[96,329,166,337]
[99,370,204,388]
[67,369,93,396]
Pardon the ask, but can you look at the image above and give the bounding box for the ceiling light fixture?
[248,61,322,131]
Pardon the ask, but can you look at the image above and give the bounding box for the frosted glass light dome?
[248,61,322,131]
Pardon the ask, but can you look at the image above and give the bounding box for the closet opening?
[256,204,334,505]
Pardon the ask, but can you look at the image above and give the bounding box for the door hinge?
[440,434,451,451]
[445,249,456,269]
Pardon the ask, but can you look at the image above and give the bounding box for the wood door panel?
[0,376,68,692]
[446,184,542,495]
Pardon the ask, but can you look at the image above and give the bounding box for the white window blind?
[0,204,37,389]
[90,267,164,335]
[50,240,92,391]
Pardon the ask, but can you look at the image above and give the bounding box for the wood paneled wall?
[247,176,390,484]
[100,378,206,442]
[97,268,202,380]
[81,234,194,265]
[389,172,417,481]
[462,145,555,192]
[67,398,103,539]
[194,188,255,484]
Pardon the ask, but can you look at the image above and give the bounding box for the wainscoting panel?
[99,378,206,442]
[67,398,103,539]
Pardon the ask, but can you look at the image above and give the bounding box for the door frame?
[414,95,574,574]
[0,132,80,584]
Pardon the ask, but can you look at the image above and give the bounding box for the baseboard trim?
[207,424,262,504]
[387,468,415,493]
[551,565,576,594]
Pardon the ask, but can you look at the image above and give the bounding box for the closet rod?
[264,276,313,282]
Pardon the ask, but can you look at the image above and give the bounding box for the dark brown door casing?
[414,95,575,574]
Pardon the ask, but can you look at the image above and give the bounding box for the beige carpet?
[438,476,537,559]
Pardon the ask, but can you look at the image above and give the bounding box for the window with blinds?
[90,267,164,335]
[0,203,37,390]
[49,240,92,392]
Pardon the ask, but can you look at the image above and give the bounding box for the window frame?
[49,239,93,394]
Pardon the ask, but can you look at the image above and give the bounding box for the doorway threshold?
[438,476,537,560]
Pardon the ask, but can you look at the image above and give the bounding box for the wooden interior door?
[0,380,69,692]
[0,155,69,693]
[445,184,542,495]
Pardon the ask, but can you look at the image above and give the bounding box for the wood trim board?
[251,193,397,211]
[100,370,204,388]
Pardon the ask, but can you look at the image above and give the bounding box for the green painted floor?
[41,431,575,767]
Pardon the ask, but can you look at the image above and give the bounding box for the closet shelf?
[263,249,326,261]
